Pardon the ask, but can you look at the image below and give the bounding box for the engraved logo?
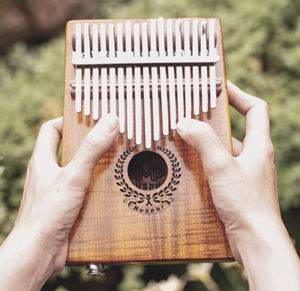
[128,150,168,191]
[114,146,181,214]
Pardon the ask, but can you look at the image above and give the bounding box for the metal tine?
[158,18,169,136]
[166,19,176,130]
[100,23,108,116]
[108,24,116,116]
[175,20,184,122]
[183,20,191,119]
[125,21,134,140]
[142,22,152,149]
[83,23,91,116]
[200,20,208,113]
[91,24,99,120]
[116,23,125,133]
[75,23,82,113]
[208,19,217,109]
[133,22,142,146]
[192,20,200,115]
[150,19,160,142]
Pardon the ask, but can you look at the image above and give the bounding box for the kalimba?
[62,17,233,270]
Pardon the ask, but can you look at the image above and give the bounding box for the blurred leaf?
[144,275,185,291]
[118,265,145,291]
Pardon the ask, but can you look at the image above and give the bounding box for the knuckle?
[200,121,212,133]
[39,119,58,135]
[257,99,269,112]
[83,134,102,153]
[40,120,52,132]
[264,141,275,159]
[83,133,109,154]
[197,122,214,140]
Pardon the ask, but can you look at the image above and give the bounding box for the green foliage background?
[0,0,300,290]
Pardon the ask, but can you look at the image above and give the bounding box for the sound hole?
[128,151,168,191]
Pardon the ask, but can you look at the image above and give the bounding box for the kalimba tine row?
[62,18,233,270]
[70,18,221,149]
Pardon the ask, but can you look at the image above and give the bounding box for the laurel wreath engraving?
[114,146,181,214]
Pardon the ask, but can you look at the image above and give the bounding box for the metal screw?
[86,263,109,277]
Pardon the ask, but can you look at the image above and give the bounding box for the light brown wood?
[62,18,234,264]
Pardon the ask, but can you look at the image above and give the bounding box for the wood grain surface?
[62,18,234,264]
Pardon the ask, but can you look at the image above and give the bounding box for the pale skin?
[0,82,299,290]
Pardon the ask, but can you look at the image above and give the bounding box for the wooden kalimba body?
[62,18,233,266]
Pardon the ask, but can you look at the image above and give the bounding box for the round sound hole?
[128,151,168,191]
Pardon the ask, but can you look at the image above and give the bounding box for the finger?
[68,114,119,171]
[177,118,232,177]
[227,81,271,151]
[17,118,63,222]
[232,137,243,157]
[33,117,63,164]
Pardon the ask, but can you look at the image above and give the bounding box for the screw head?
[86,263,108,277]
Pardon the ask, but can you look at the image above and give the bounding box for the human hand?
[177,82,300,290]
[177,81,279,258]
[0,114,119,291]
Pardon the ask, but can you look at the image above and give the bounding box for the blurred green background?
[0,0,300,290]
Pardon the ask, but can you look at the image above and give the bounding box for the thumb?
[176,118,231,177]
[68,114,119,172]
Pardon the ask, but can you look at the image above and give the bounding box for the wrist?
[226,210,285,262]
[0,222,56,290]
[15,221,57,270]
[226,210,300,290]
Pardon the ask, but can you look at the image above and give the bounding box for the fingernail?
[99,114,119,133]
[176,118,189,133]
